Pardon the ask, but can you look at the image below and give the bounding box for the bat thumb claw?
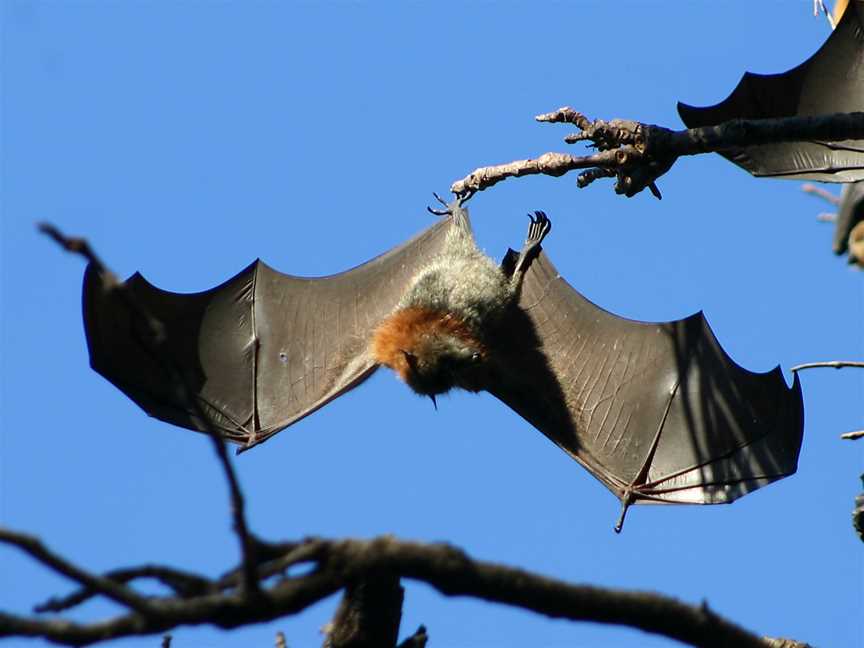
[614,495,633,533]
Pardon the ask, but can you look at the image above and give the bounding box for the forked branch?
[0,532,804,648]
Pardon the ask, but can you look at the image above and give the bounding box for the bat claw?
[614,494,632,533]
[526,210,551,245]
[512,211,553,277]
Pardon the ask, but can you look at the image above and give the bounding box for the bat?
[83,201,804,530]
[677,0,864,183]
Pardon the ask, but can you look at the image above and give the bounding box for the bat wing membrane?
[83,216,453,449]
[487,251,804,519]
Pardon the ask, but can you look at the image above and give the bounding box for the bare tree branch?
[790,360,864,371]
[802,183,842,206]
[0,528,154,614]
[763,638,814,648]
[322,575,404,648]
[206,437,259,595]
[792,361,863,440]
[450,109,864,199]
[35,566,215,613]
[38,223,116,281]
[0,535,797,648]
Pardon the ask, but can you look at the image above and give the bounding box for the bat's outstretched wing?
[677,0,864,182]
[488,252,804,530]
[83,216,454,450]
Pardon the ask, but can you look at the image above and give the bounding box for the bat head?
[371,307,487,396]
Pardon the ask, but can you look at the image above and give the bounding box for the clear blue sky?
[1,2,862,647]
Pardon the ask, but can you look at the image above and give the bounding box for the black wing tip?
[764,363,793,389]
[236,430,278,454]
[787,365,803,396]
[678,67,794,128]
[236,438,258,454]
[676,74,749,127]
[695,313,808,393]
[676,100,695,123]
[679,4,862,128]
[789,368,805,447]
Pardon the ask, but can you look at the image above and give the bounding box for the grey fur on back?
[397,205,514,333]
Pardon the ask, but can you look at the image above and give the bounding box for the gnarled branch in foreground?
[450,108,864,199]
[0,528,812,648]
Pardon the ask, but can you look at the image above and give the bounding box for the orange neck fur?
[371,307,485,382]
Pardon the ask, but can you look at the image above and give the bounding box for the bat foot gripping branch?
[426,191,474,217]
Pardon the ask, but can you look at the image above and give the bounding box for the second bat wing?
[488,251,804,530]
[83,214,454,450]
[677,1,864,182]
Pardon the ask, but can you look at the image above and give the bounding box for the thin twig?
[840,430,864,441]
[38,223,260,596]
[802,183,842,206]
[790,360,864,372]
[35,565,215,613]
[814,0,837,28]
[37,223,113,278]
[206,436,259,595]
[0,528,154,614]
